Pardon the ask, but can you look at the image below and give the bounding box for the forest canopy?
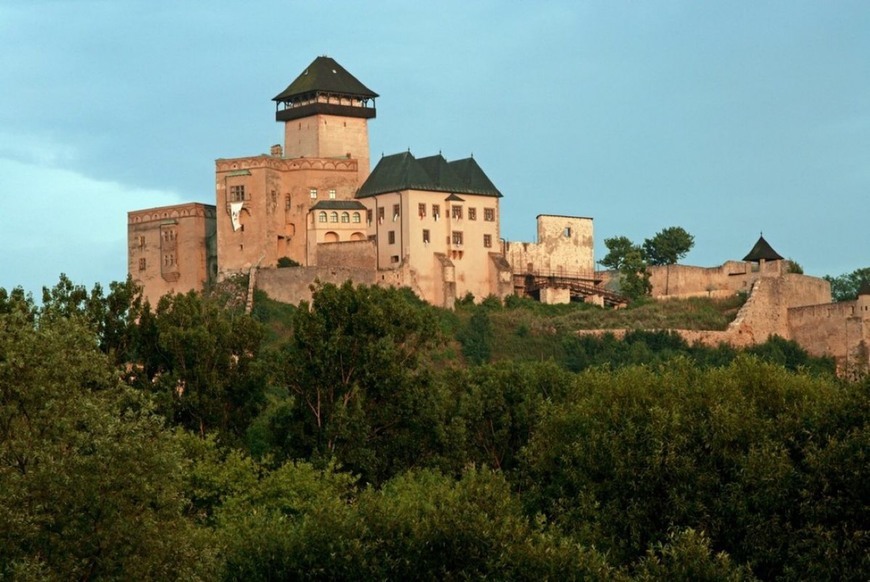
[0,276,866,580]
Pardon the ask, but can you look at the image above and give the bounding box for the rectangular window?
[418,203,426,217]
[422,229,430,244]
[138,258,146,270]
[378,207,385,222]
[367,209,373,223]
[432,204,440,220]
[285,195,292,210]
[468,207,477,221]
[391,255,400,264]
[388,230,396,244]
[309,188,318,199]
[483,234,492,248]
[328,189,336,199]
[137,235,145,248]
[452,231,463,245]
[229,185,245,202]
[452,205,463,220]
[393,204,400,221]
[484,208,495,222]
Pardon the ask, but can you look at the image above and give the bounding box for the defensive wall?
[576,272,870,373]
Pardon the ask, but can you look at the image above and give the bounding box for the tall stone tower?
[214,56,378,275]
[273,56,378,180]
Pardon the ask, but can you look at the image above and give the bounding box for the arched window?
[352,212,361,223]
[341,212,350,223]
[318,211,327,223]
[330,212,338,223]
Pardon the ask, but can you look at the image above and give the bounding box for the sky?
[1,1,867,295]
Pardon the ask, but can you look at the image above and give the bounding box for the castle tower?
[273,56,378,180]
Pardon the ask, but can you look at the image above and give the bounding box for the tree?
[129,290,266,445]
[643,227,695,295]
[600,235,637,270]
[458,306,493,365]
[267,282,445,483]
[600,236,651,301]
[824,267,870,302]
[0,309,217,579]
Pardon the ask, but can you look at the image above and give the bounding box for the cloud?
[0,155,182,295]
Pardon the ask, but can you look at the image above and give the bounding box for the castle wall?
[256,265,379,306]
[504,215,594,276]
[789,299,870,374]
[316,239,377,270]
[215,154,362,275]
[128,203,216,306]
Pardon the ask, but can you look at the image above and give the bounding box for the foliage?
[265,282,446,483]
[0,310,217,579]
[643,226,695,295]
[602,237,651,301]
[130,290,266,445]
[1,274,865,579]
[218,465,619,580]
[786,259,804,274]
[824,267,870,302]
[519,357,868,579]
[642,226,695,267]
[276,256,300,268]
[457,305,493,365]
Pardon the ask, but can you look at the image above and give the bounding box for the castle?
[128,56,868,374]
[128,56,602,309]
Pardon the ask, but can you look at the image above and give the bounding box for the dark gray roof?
[273,56,378,102]
[357,152,502,199]
[311,200,366,210]
[743,235,784,262]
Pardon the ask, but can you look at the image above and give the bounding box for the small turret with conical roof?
[273,56,378,178]
[743,234,784,262]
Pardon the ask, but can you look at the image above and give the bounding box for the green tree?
[0,309,217,579]
[130,290,266,444]
[824,267,870,302]
[600,236,651,301]
[458,306,493,365]
[267,282,445,483]
[600,235,637,270]
[643,226,695,295]
[39,274,143,364]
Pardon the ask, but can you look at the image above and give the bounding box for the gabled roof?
[273,56,378,102]
[357,152,502,199]
[416,155,466,193]
[449,157,501,197]
[311,200,366,210]
[743,235,784,262]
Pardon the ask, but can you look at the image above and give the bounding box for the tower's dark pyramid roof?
[273,56,378,102]
[743,235,784,262]
[357,152,502,198]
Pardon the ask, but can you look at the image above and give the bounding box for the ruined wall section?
[504,215,594,277]
[789,298,870,374]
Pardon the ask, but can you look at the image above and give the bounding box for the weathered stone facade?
[127,202,216,306]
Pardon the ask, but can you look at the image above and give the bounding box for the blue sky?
[1,1,867,295]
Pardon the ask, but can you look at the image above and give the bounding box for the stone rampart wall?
[256,266,379,305]
[316,240,376,270]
